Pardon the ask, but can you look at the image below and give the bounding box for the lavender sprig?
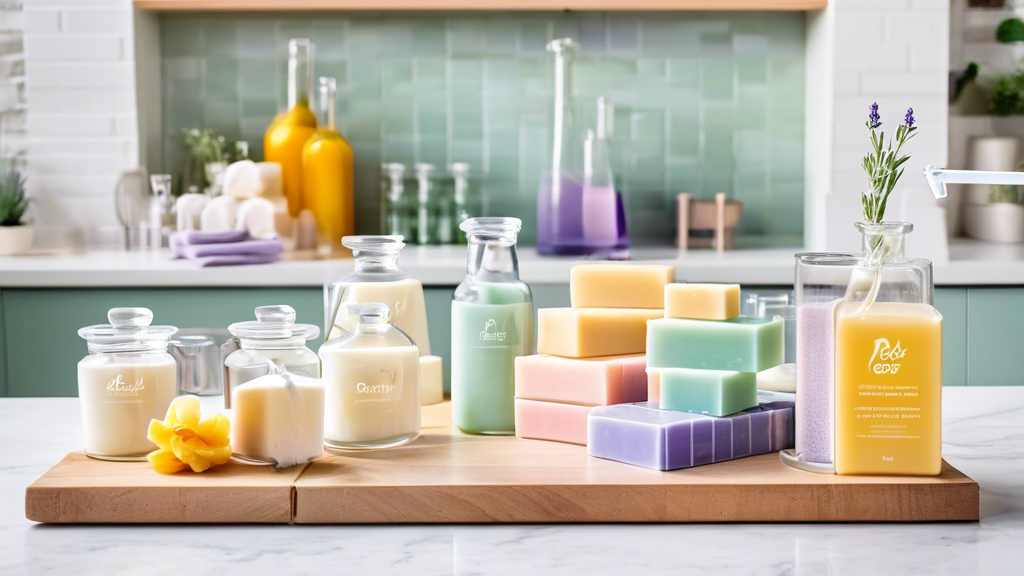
[860,103,917,223]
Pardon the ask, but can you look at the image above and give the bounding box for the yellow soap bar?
[665,283,740,320]
[538,308,665,358]
[570,264,675,309]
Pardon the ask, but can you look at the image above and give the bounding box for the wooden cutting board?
[26,402,979,524]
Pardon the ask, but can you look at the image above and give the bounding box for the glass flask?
[833,222,942,476]
[319,302,421,449]
[381,163,415,240]
[537,39,628,256]
[451,217,534,434]
[149,174,175,248]
[224,305,320,409]
[449,162,474,245]
[264,38,317,217]
[77,307,178,461]
[414,163,442,245]
[302,76,355,256]
[324,235,431,357]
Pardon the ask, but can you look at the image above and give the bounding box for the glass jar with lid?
[319,302,421,449]
[224,305,320,408]
[77,307,178,461]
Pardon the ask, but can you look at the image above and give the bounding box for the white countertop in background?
[1,386,1022,575]
[1,239,1024,287]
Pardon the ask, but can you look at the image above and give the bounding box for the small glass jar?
[319,302,421,450]
[77,308,178,461]
[449,162,474,245]
[380,163,416,241]
[224,305,320,408]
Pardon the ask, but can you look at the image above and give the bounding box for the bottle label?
[106,374,146,397]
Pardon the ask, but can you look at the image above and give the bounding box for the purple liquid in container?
[536,171,629,256]
[795,301,839,463]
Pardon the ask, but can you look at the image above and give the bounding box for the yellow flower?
[147,396,232,474]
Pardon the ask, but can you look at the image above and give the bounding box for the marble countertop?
[2,387,1023,575]
[1,239,1023,287]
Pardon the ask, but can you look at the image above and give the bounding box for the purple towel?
[180,239,284,259]
[190,253,282,267]
[172,229,249,246]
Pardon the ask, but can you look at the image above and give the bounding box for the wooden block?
[25,452,306,524]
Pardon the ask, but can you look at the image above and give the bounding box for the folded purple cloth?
[172,229,250,245]
[180,239,284,259]
[189,253,282,268]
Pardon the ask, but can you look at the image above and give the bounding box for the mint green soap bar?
[659,368,757,417]
[646,316,784,372]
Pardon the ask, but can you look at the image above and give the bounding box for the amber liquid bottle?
[302,77,354,255]
[264,39,317,218]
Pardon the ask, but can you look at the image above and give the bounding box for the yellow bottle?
[834,222,943,476]
[302,77,354,254]
[264,39,317,218]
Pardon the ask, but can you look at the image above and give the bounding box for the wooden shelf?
[134,0,827,12]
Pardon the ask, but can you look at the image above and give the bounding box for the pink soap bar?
[515,399,591,445]
[515,354,648,406]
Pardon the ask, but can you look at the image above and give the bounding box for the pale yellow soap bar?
[538,308,665,358]
[420,355,444,406]
[570,264,675,309]
[665,283,740,320]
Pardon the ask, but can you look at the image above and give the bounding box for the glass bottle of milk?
[451,217,534,434]
[77,308,178,461]
[224,305,320,407]
[319,302,421,449]
[324,235,431,356]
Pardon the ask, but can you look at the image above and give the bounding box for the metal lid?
[78,307,177,353]
[228,305,319,342]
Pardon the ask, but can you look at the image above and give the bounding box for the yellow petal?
[168,396,201,430]
[171,435,212,473]
[147,448,188,475]
[192,443,232,465]
[147,419,175,451]
[197,413,231,448]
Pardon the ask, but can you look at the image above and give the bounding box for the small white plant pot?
[0,225,33,255]
[964,203,1024,243]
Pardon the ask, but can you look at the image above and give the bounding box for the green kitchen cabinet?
[967,287,1024,386]
[935,288,968,387]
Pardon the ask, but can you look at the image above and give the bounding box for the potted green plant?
[0,164,31,256]
[177,128,228,196]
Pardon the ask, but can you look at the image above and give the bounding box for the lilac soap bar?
[587,401,794,471]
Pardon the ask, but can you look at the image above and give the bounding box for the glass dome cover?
[78,307,177,353]
[229,305,320,346]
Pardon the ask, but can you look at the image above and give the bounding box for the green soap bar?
[646,316,784,372]
[659,368,757,417]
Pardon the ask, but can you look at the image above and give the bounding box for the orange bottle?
[302,77,354,254]
[264,39,317,217]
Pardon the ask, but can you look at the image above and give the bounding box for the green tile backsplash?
[160,12,805,245]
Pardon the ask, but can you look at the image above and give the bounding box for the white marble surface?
[1,239,1023,287]
[2,387,1023,575]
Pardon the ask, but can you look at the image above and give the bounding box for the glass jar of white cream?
[77,307,178,461]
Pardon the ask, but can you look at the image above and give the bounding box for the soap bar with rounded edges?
[569,264,675,309]
[515,353,647,406]
[538,308,664,358]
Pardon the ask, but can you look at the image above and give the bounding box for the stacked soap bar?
[516,264,672,445]
[587,401,795,471]
[646,284,784,417]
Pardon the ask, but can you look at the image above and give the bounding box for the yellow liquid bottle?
[834,222,943,476]
[302,77,354,254]
[264,39,317,217]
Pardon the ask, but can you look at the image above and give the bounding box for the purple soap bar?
[587,401,794,471]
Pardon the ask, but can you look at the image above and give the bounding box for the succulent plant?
[0,164,28,227]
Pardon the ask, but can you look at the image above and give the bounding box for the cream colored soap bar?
[537,308,664,358]
[665,283,740,320]
[420,355,444,406]
[570,264,675,309]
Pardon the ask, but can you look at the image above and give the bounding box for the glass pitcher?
[451,217,534,434]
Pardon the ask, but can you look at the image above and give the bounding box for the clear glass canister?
[451,217,534,435]
[782,253,858,473]
[231,362,324,468]
[833,222,942,476]
[324,235,431,356]
[319,302,421,449]
[224,305,320,408]
[77,307,178,461]
[380,163,415,241]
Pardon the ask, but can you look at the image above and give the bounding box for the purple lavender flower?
[904,107,915,127]
[868,103,884,130]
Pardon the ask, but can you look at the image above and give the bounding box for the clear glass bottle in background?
[451,217,534,435]
[319,302,421,450]
[782,253,857,474]
[234,141,250,161]
[414,163,438,245]
[302,77,355,256]
[224,305,321,409]
[834,222,942,476]
[77,308,178,461]
[450,162,474,245]
[264,38,317,218]
[381,163,416,241]
[324,235,431,358]
[148,174,175,249]
[581,96,629,257]
[435,171,455,245]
